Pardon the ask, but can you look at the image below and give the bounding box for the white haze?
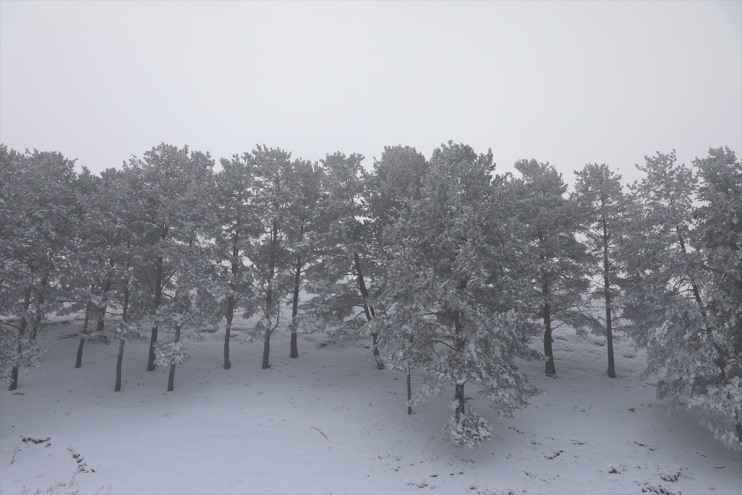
[1,1,740,184]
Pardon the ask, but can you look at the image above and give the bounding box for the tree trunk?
[605,299,616,378]
[147,256,163,371]
[407,332,414,415]
[114,279,130,392]
[115,339,125,392]
[9,290,31,391]
[601,211,616,378]
[224,295,234,370]
[28,279,45,342]
[261,220,278,370]
[225,238,239,370]
[543,301,556,375]
[147,324,159,371]
[407,367,412,415]
[167,325,181,392]
[262,329,271,369]
[354,251,384,370]
[453,292,466,419]
[9,367,19,392]
[167,361,176,392]
[454,382,466,419]
[290,254,302,359]
[75,296,93,369]
[96,261,114,334]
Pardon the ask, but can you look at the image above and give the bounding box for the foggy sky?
[1,0,740,186]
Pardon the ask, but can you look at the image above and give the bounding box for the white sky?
[1,1,740,185]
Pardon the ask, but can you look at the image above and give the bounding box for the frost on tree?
[282,158,324,359]
[246,146,295,370]
[300,152,386,369]
[123,144,215,372]
[0,146,78,390]
[213,155,261,370]
[379,141,538,447]
[511,159,589,376]
[574,163,630,378]
[623,149,742,451]
[154,282,220,391]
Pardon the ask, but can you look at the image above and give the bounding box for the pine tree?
[124,144,215,371]
[380,142,537,447]
[283,159,324,359]
[691,147,742,449]
[102,167,149,392]
[367,145,429,409]
[623,149,741,451]
[247,146,294,370]
[301,152,385,369]
[0,147,79,390]
[213,155,261,370]
[65,168,121,369]
[573,163,629,378]
[512,159,589,375]
[154,249,220,392]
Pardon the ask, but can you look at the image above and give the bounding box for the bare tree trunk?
[224,239,239,370]
[261,331,271,369]
[147,256,163,371]
[75,295,93,369]
[147,328,158,371]
[262,220,278,370]
[224,297,234,370]
[543,280,556,375]
[354,251,384,370]
[167,325,181,392]
[407,332,414,415]
[115,280,130,392]
[290,253,302,359]
[9,289,31,391]
[453,282,467,419]
[115,340,126,392]
[96,272,113,334]
[28,279,45,342]
[407,367,412,415]
[601,212,616,378]
[454,382,466,419]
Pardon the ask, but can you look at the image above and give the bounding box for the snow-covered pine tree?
[63,168,124,369]
[691,147,742,449]
[512,159,590,375]
[282,158,324,359]
[123,144,215,371]
[623,149,741,451]
[97,167,151,392]
[573,163,630,378]
[154,248,220,392]
[213,155,261,370]
[300,152,385,369]
[381,141,537,447]
[366,145,429,245]
[0,147,79,390]
[247,146,294,369]
[367,145,429,410]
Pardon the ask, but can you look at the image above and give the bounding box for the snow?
[1,316,740,495]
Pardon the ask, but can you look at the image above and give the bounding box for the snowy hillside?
[1,315,740,495]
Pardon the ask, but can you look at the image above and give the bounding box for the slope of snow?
[1,316,740,495]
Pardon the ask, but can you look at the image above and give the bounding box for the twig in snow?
[311,426,328,440]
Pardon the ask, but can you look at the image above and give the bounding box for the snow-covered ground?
[1,315,740,495]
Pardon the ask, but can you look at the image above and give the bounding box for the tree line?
[0,142,739,450]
